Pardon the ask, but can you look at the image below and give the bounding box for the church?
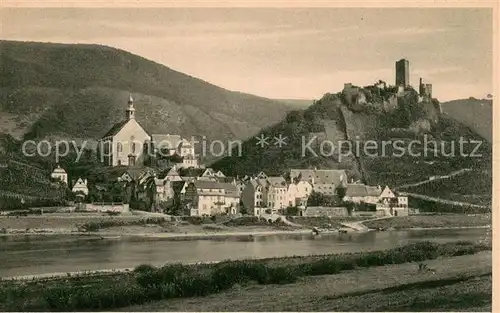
[98,95,200,168]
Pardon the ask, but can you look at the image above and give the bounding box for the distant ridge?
[440,98,492,143]
[0,40,295,143]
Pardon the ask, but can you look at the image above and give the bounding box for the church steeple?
[126,94,135,120]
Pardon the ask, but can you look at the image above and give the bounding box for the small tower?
[126,94,135,120]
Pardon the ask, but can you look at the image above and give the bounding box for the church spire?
[126,94,135,120]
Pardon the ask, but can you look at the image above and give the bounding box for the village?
[42,58,435,220]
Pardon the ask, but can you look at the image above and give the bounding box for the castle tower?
[126,94,135,120]
[395,59,410,87]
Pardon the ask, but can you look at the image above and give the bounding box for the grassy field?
[363,214,491,230]
[0,241,490,311]
[123,251,491,312]
[123,252,492,312]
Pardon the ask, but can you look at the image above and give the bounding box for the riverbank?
[362,214,491,230]
[0,214,491,239]
[0,241,491,311]
[0,214,304,238]
[125,251,492,312]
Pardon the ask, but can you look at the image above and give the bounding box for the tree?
[344,201,355,216]
[336,185,346,202]
[284,206,299,216]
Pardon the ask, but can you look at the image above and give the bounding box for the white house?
[266,176,288,212]
[286,180,312,207]
[50,164,68,185]
[344,184,381,204]
[183,180,240,216]
[290,168,346,194]
[71,178,88,195]
[98,95,151,167]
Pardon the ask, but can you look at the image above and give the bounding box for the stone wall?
[302,206,348,217]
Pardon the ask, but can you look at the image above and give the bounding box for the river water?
[0,228,488,277]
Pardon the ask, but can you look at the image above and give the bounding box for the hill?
[0,40,294,143]
[211,85,492,190]
[275,99,314,108]
[440,98,492,143]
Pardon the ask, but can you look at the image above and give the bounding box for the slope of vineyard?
[400,169,492,206]
[0,160,65,209]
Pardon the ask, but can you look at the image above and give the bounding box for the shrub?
[2,241,490,311]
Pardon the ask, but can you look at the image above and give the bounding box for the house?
[265,176,288,212]
[286,180,312,208]
[241,178,268,216]
[154,178,175,202]
[71,178,89,195]
[289,168,346,194]
[178,168,206,180]
[377,186,409,216]
[50,164,68,185]
[171,180,187,210]
[147,134,200,169]
[98,95,151,167]
[343,184,381,204]
[255,171,268,179]
[183,180,240,216]
[117,167,156,185]
[159,167,183,182]
[379,186,396,202]
[221,183,240,215]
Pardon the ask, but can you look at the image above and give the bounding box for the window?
[132,143,136,153]
[117,142,123,153]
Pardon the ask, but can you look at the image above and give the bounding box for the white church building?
[98,95,200,168]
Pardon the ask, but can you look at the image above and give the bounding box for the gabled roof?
[202,168,215,177]
[125,167,155,181]
[267,176,287,187]
[366,186,381,197]
[192,180,225,190]
[290,169,346,186]
[153,178,162,186]
[179,167,205,177]
[171,180,186,194]
[215,170,226,177]
[216,176,236,184]
[345,184,382,197]
[101,120,130,139]
[166,167,180,177]
[220,183,239,197]
[346,184,369,197]
[52,165,67,174]
[380,186,396,198]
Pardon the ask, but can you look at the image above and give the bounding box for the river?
[0,228,488,277]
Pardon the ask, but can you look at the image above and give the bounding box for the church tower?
[126,94,135,120]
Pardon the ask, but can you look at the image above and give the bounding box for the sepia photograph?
[0,1,495,312]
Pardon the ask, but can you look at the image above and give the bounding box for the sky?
[0,8,493,101]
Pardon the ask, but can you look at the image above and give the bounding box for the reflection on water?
[0,228,487,277]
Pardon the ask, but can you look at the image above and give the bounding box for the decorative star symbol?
[255,134,270,148]
[274,134,288,148]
